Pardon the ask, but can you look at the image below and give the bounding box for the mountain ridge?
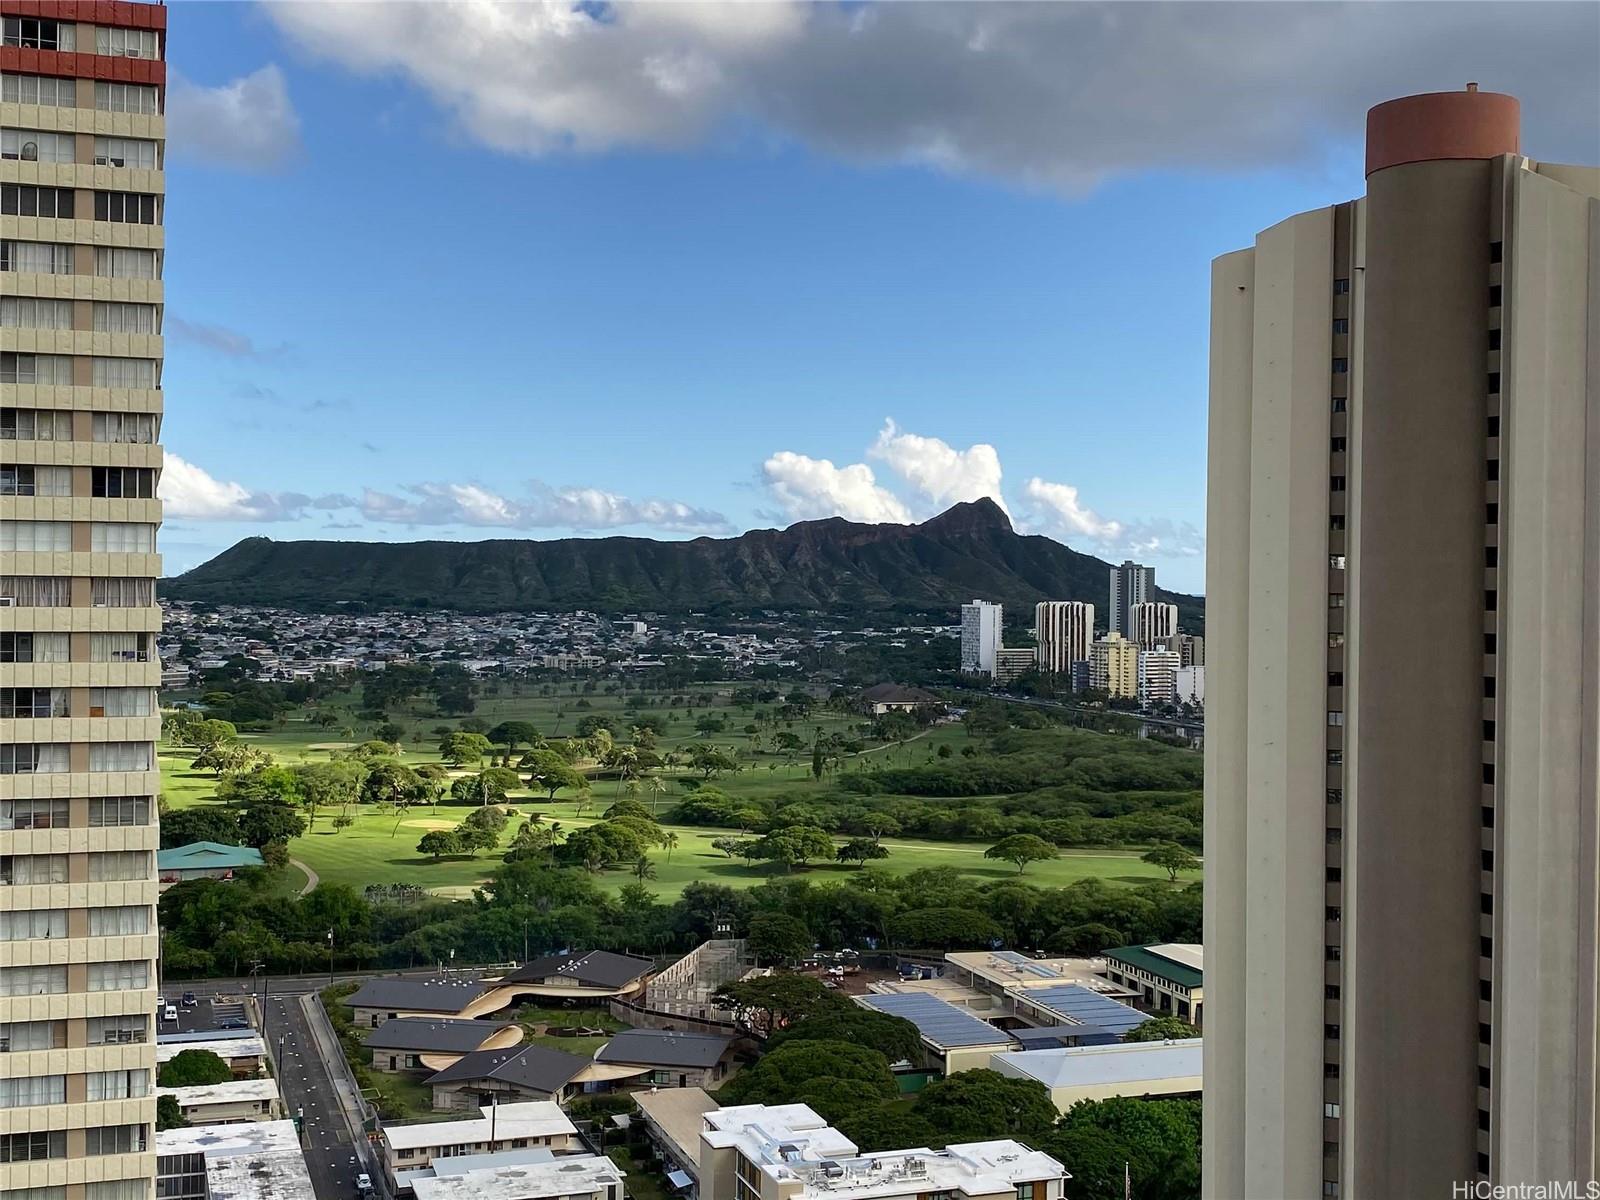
[163,499,1203,626]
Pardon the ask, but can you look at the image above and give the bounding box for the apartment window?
[0,1075,66,1109]
[96,26,160,59]
[92,633,152,663]
[87,960,149,992]
[90,688,155,718]
[1482,849,1494,872]
[1,296,73,329]
[0,745,70,775]
[2,239,73,274]
[2,17,75,50]
[0,965,66,996]
[1482,806,1495,828]
[1477,1024,1493,1047]
[94,191,159,225]
[94,577,155,607]
[1489,240,1503,264]
[89,743,154,773]
[0,688,70,718]
[94,136,159,170]
[95,81,160,115]
[89,1182,150,1200]
[89,905,151,937]
[0,909,66,941]
[1327,867,1342,882]
[1488,328,1501,351]
[1330,436,1346,453]
[0,128,74,163]
[87,1069,151,1102]
[94,246,160,279]
[1333,278,1350,294]
[1485,546,1498,568]
[0,1020,65,1052]
[1332,397,1347,413]
[90,851,152,882]
[1483,719,1496,740]
[1486,372,1501,396]
[92,522,157,553]
[1323,1102,1342,1119]
[91,797,152,827]
[1325,984,1341,1000]
[2,465,73,497]
[1479,980,1493,1003]
[1327,788,1343,804]
[1329,555,1346,571]
[93,467,157,499]
[1,521,71,552]
[88,1015,149,1045]
[93,357,158,389]
[1,352,73,385]
[1332,357,1349,374]
[1332,317,1348,334]
[1329,594,1346,609]
[1325,1024,1341,1040]
[0,633,71,663]
[1328,671,1344,687]
[1329,515,1345,532]
[0,798,69,829]
[0,583,72,621]
[94,301,159,334]
[1324,1062,1340,1078]
[94,411,160,443]
[0,184,74,218]
[1484,589,1497,611]
[87,1125,149,1156]
[1327,749,1343,765]
[1330,475,1346,492]
[1,73,76,106]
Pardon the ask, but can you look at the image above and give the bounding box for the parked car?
[181,991,197,1008]
[356,1173,373,1198]
[163,1004,178,1023]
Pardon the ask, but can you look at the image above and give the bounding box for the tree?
[524,750,586,800]
[888,906,1003,950]
[714,974,845,1036]
[159,805,241,849]
[1125,1016,1201,1042]
[746,912,813,965]
[1041,1097,1201,1200]
[237,798,306,850]
[694,715,726,737]
[374,721,406,745]
[490,720,540,763]
[158,1049,232,1088]
[832,1105,938,1154]
[417,830,464,860]
[361,762,422,809]
[687,744,739,779]
[915,1069,1058,1143]
[984,834,1057,875]
[156,1094,188,1132]
[755,825,835,872]
[190,718,239,752]
[293,761,364,830]
[836,838,889,867]
[439,731,492,767]
[711,836,748,859]
[459,822,501,857]
[632,856,657,882]
[1141,841,1201,882]
[720,1040,896,1107]
[768,1008,922,1064]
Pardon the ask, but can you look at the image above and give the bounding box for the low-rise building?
[379,1100,580,1188]
[856,993,1015,1075]
[157,1034,266,1078]
[366,1018,523,1073]
[1099,943,1204,1027]
[410,1154,624,1200]
[989,1040,1203,1110]
[156,1119,315,1200]
[158,1077,281,1125]
[427,1044,592,1110]
[157,841,265,889]
[498,950,654,1003]
[994,647,1038,684]
[858,683,943,715]
[634,1087,720,1188]
[591,1028,735,1090]
[347,974,505,1028]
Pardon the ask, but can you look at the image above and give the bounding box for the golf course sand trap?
[427,883,489,898]
[402,819,459,831]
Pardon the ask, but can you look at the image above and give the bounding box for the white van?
[163,1004,178,1023]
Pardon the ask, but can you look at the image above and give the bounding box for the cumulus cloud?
[167,65,301,171]
[356,482,731,534]
[167,317,283,360]
[1024,477,1203,558]
[159,453,334,522]
[265,1,1596,191]
[870,419,1006,514]
[761,452,912,524]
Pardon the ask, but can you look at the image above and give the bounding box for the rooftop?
[159,1078,280,1107]
[410,1154,623,1200]
[634,1087,718,1171]
[594,1028,731,1069]
[347,974,492,1014]
[382,1101,577,1153]
[427,1043,591,1092]
[1010,984,1147,1037]
[396,1147,556,1190]
[156,1120,313,1200]
[857,994,1014,1050]
[157,841,265,871]
[1103,944,1204,990]
[156,1118,301,1159]
[157,1035,265,1064]
[367,1018,520,1054]
[502,950,654,990]
[991,1039,1203,1090]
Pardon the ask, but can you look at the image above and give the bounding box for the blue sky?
[157,2,1599,593]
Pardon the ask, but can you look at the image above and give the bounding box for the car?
[181,991,197,1008]
[216,1016,249,1030]
[163,1004,178,1023]
[356,1173,373,1198]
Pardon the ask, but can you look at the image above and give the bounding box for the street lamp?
[327,929,335,986]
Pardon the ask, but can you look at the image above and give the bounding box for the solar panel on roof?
[1017,985,1147,1035]
[860,993,1013,1048]
[990,950,1061,978]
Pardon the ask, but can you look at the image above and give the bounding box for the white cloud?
[357,482,730,534]
[761,452,912,524]
[167,65,301,171]
[264,1,1596,191]
[166,316,282,360]
[159,453,326,521]
[870,419,1007,513]
[1023,476,1203,559]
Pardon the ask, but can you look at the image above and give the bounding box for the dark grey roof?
[859,994,1014,1048]
[365,1018,516,1054]
[502,950,653,989]
[594,1029,732,1069]
[346,975,490,1014]
[426,1044,589,1094]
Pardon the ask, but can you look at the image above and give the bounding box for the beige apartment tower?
[1,5,167,1200]
[1034,600,1093,675]
[1129,601,1178,652]
[1205,88,1600,1197]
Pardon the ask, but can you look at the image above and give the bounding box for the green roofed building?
[1100,943,1204,1027]
[157,842,266,890]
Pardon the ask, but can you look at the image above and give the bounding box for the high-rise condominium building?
[1034,600,1093,676]
[1205,87,1600,1197]
[1,6,167,1200]
[959,600,1002,676]
[1088,633,1137,699]
[1108,559,1154,638]
[1129,601,1179,652]
[1137,647,1180,705]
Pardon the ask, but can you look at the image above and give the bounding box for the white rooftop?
[991,1039,1203,1090]
[409,1154,623,1200]
[157,1035,265,1064]
[701,1103,857,1163]
[160,1077,280,1107]
[383,1101,577,1152]
[156,1118,300,1159]
[1146,943,1204,971]
[155,1121,314,1200]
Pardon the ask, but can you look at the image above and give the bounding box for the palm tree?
[632,856,657,882]
[663,831,680,862]
[645,774,667,818]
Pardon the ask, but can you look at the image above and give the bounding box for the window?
[1,576,74,606]
[1485,633,1497,654]
[95,246,160,279]
[1332,357,1349,374]
[0,966,66,996]
[0,745,70,775]
[15,1189,67,1200]
[2,240,73,274]
[1327,671,1344,687]
[94,411,160,443]
[94,578,155,607]
[94,136,159,170]
[93,468,157,500]
[1,352,74,385]
[1330,515,1345,531]
[89,905,151,937]
[87,1069,151,1102]
[94,191,159,225]
[92,633,151,663]
[1329,594,1346,609]
[0,798,69,829]
[1488,328,1501,351]
[0,909,66,940]
[95,82,160,115]
[1486,459,1499,482]
[1327,712,1344,727]
[91,797,152,827]
[2,521,72,552]
[0,854,68,884]
[1330,436,1346,453]
[94,302,159,334]
[88,960,149,992]
[1485,589,1497,611]
[0,1075,66,1109]
[1325,1024,1341,1040]
[0,688,70,718]
[2,17,75,50]
[89,1182,150,1200]
[90,688,155,717]
[1327,749,1343,765]
[0,184,74,218]
[89,851,151,881]
[88,1015,148,1045]
[93,357,158,388]
[87,1125,148,1156]
[2,465,73,497]
[1332,317,1348,334]
[1323,1102,1342,1119]
[0,1020,65,1052]
[92,522,157,553]
[1,297,73,329]
[1482,806,1496,828]
[96,26,160,58]
[1330,476,1346,491]
[0,128,74,163]
[3,408,73,440]
[1487,503,1499,525]
[89,743,154,773]
[1,73,76,107]
[1329,555,1346,570]
[1332,397,1347,413]
[1482,849,1494,872]
[1333,278,1350,295]
[1,633,71,664]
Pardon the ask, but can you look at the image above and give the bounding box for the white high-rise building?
[1131,602,1180,651]
[959,600,1002,676]
[1034,601,1094,676]
[1138,648,1181,704]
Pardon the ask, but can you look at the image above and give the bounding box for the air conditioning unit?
[0,597,15,607]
